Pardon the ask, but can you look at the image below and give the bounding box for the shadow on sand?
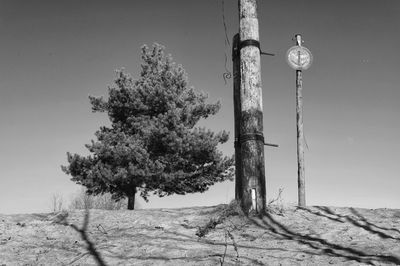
[57,210,107,266]
[52,206,400,266]
[249,207,400,265]
[55,209,267,265]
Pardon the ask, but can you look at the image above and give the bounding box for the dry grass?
[1,205,400,265]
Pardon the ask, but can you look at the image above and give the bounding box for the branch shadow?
[57,210,108,266]
[249,210,400,265]
[51,209,293,265]
[349,207,400,235]
[48,206,400,265]
[300,206,400,241]
[102,226,288,265]
[106,226,291,252]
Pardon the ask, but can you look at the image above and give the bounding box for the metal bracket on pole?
[264,142,279,148]
[236,133,279,148]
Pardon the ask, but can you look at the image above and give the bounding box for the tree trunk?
[127,188,136,210]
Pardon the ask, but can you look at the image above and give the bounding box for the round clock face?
[286,46,313,70]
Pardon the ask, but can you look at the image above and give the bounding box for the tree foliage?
[62,44,234,209]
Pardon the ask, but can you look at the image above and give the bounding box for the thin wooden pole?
[238,0,266,214]
[296,36,306,207]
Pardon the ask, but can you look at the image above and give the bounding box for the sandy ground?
[1,205,400,265]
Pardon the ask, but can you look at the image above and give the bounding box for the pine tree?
[62,44,234,210]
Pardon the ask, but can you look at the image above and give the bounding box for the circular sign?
[286,46,313,70]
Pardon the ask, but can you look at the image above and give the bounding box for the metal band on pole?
[239,39,275,56]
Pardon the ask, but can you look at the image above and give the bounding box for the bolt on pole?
[236,0,266,214]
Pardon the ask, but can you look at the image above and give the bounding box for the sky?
[0,0,399,214]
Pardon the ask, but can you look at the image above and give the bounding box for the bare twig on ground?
[196,217,224,238]
[96,224,107,234]
[196,200,246,238]
[267,188,285,216]
[267,188,283,206]
[68,252,89,265]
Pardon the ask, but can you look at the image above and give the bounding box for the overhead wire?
[221,0,232,85]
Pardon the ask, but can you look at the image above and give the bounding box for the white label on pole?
[286,46,313,70]
[251,188,257,211]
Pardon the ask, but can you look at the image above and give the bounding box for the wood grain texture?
[238,0,266,214]
[233,34,243,201]
[296,69,306,207]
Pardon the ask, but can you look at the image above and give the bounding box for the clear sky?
[1,0,399,214]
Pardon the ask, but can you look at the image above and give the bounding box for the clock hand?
[297,51,301,66]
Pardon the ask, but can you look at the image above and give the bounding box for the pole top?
[295,34,303,46]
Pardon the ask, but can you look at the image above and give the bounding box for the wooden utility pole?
[232,34,243,201]
[295,34,305,207]
[236,0,266,214]
[286,34,313,207]
[296,63,305,207]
